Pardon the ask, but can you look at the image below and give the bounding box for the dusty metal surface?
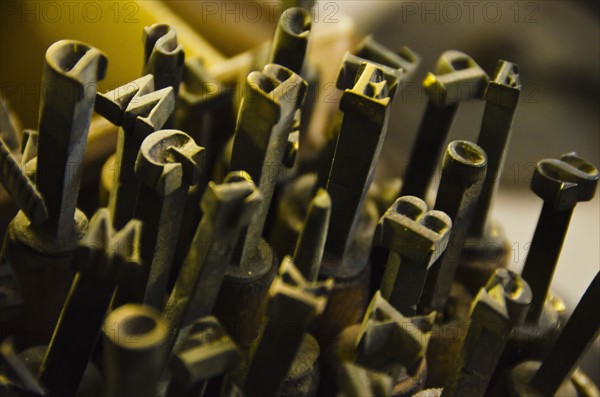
[0,5,599,396]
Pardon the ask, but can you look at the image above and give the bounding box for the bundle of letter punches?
[0,6,598,397]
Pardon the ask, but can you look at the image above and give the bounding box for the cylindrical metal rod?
[521,154,598,322]
[35,40,107,240]
[268,7,311,74]
[469,60,521,237]
[419,140,487,313]
[293,188,331,281]
[102,304,168,397]
[530,271,600,396]
[400,51,488,199]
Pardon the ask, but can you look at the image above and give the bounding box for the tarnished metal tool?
[501,271,600,397]
[355,36,421,82]
[171,57,236,292]
[400,51,488,199]
[214,64,306,346]
[143,24,184,98]
[243,258,333,397]
[0,138,47,225]
[442,269,531,397]
[337,37,419,101]
[419,140,487,313]
[20,129,38,181]
[292,188,331,281]
[0,337,45,396]
[376,196,452,316]
[415,141,487,388]
[268,7,311,74]
[176,57,234,151]
[143,24,184,129]
[230,6,311,123]
[278,333,321,397]
[467,60,520,237]
[230,64,306,262]
[167,316,240,397]
[460,60,521,293]
[499,153,598,372]
[337,362,393,397]
[529,271,600,395]
[521,153,598,322]
[270,39,413,261]
[326,291,433,397]
[312,61,395,344]
[35,40,107,240]
[2,40,106,346]
[316,37,411,191]
[163,172,261,354]
[102,304,168,397]
[356,293,432,388]
[267,6,313,164]
[127,130,204,309]
[39,210,142,397]
[95,74,174,229]
[323,62,390,260]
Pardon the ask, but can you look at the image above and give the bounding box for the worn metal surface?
[20,130,38,181]
[214,64,306,346]
[400,51,488,199]
[521,153,599,322]
[496,154,598,375]
[356,36,421,81]
[2,40,106,346]
[171,57,236,291]
[143,23,184,130]
[326,292,432,396]
[39,210,142,397]
[1,15,600,397]
[268,7,311,74]
[0,138,47,225]
[356,292,431,380]
[132,129,204,309]
[316,36,416,191]
[102,304,168,397]
[469,60,521,238]
[529,271,600,396]
[163,172,261,355]
[243,258,333,397]
[441,269,531,397]
[213,238,278,347]
[167,316,240,397]
[455,60,521,299]
[229,64,307,265]
[278,333,321,397]
[419,140,487,313]
[323,62,391,267]
[35,40,106,241]
[376,196,452,316]
[143,24,184,98]
[457,221,511,295]
[95,74,175,229]
[293,188,331,281]
[423,282,473,388]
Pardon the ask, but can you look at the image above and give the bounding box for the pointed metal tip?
[312,188,331,210]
